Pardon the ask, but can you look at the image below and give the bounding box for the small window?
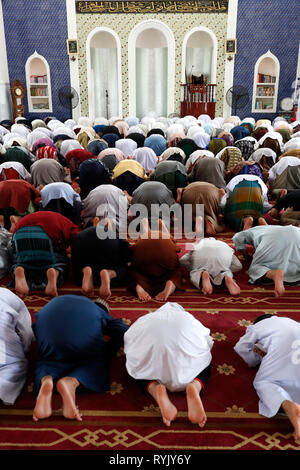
[252,51,280,113]
[25,52,52,113]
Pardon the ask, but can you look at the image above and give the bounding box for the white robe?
[180,238,242,287]
[0,288,34,405]
[124,302,213,392]
[234,316,300,418]
[233,225,300,283]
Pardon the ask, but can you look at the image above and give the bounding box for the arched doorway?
[128,20,175,118]
[87,28,122,120]
[182,27,217,86]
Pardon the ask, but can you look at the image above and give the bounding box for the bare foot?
[195,216,204,239]
[56,377,82,421]
[202,271,213,295]
[148,382,178,427]
[136,284,152,301]
[280,189,288,199]
[266,269,285,297]
[0,215,4,228]
[45,268,59,297]
[186,380,207,428]
[99,269,112,300]
[155,280,176,302]
[225,276,240,295]
[82,266,94,295]
[273,269,285,298]
[33,376,53,422]
[15,266,29,297]
[281,400,300,441]
[258,217,268,226]
[243,216,253,231]
[205,217,216,235]
[9,215,21,233]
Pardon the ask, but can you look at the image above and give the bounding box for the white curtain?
[136,47,168,118]
[186,47,212,83]
[91,47,118,119]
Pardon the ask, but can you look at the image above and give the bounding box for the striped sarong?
[13,226,56,270]
[224,179,264,219]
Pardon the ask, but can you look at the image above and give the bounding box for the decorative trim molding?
[76,1,228,14]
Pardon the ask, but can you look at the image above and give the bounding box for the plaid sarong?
[224,179,264,219]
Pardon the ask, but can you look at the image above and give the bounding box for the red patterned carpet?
[1,232,300,451]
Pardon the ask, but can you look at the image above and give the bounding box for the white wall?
[223,0,239,117]
[66,0,81,120]
[0,0,12,119]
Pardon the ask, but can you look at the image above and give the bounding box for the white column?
[296,42,300,121]
[223,0,239,117]
[0,0,12,119]
[66,0,81,121]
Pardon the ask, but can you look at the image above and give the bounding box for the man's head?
[254,313,274,324]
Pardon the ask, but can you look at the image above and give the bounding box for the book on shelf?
[257,73,276,84]
[255,99,274,110]
[256,86,275,97]
[30,74,47,84]
[30,86,48,97]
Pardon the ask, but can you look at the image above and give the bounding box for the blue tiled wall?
[2,0,71,121]
[233,0,299,121]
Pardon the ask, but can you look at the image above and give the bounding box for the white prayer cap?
[141,116,156,130]
[10,124,30,138]
[291,121,300,129]
[151,121,167,133]
[273,120,293,132]
[198,114,211,124]
[0,125,9,136]
[27,131,51,148]
[31,119,47,130]
[222,122,234,133]
[52,126,75,138]
[0,143,6,155]
[47,119,64,130]
[78,116,93,128]
[94,117,109,126]
[185,150,214,170]
[64,119,77,130]
[127,126,145,136]
[284,137,300,152]
[249,148,277,164]
[241,117,255,126]
[183,115,197,121]
[166,123,185,140]
[160,147,186,162]
[32,127,53,139]
[125,116,140,127]
[213,117,225,127]
[109,116,122,125]
[193,131,210,149]
[187,125,204,139]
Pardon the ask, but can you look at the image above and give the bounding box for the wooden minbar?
[180,83,216,119]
